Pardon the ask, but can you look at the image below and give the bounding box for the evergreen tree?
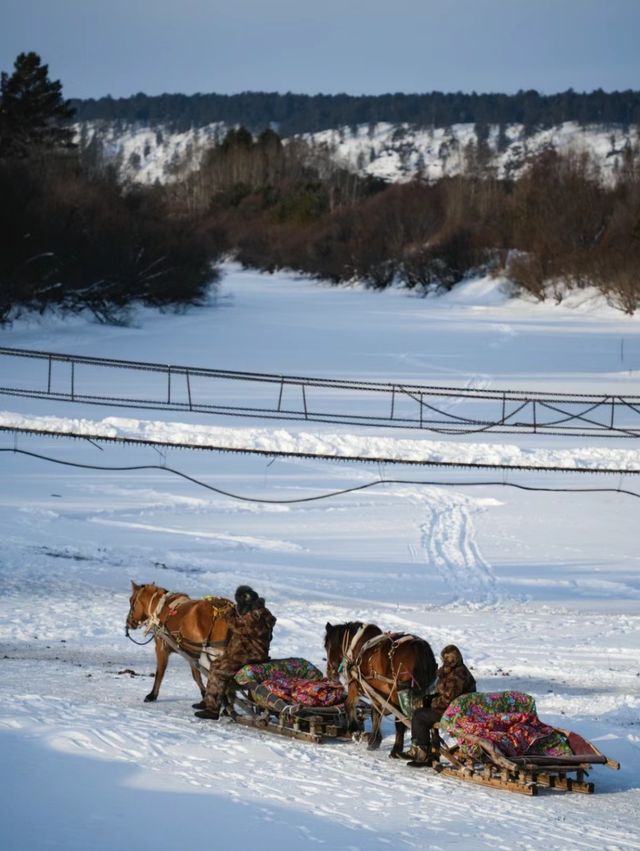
[0,52,75,157]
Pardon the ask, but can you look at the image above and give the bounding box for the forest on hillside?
[173,126,640,313]
[2,53,640,321]
[72,89,640,136]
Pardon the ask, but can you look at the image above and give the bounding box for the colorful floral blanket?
[262,675,346,707]
[234,657,323,687]
[439,691,573,758]
[234,658,346,711]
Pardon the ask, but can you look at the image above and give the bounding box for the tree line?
[178,132,640,314]
[1,52,639,323]
[72,89,640,136]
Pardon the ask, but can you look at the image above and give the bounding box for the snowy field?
[0,266,639,850]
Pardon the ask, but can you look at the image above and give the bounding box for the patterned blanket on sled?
[439,691,574,758]
[234,658,347,712]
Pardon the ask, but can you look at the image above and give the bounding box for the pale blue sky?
[2,0,638,99]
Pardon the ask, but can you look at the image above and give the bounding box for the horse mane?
[339,621,367,633]
[325,621,382,652]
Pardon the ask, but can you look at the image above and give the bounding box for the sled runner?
[428,692,620,796]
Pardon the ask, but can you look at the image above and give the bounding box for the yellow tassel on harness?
[203,596,235,620]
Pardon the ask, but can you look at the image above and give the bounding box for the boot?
[397,741,420,761]
[194,708,220,720]
[407,744,432,768]
[192,700,206,710]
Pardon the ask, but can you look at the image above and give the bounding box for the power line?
[1,447,638,502]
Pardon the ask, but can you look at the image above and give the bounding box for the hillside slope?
[78,119,639,184]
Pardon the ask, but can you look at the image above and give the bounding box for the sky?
[1,0,639,100]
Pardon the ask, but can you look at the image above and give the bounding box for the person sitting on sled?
[405,644,476,767]
[194,585,276,720]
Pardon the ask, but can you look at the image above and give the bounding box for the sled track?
[419,491,497,606]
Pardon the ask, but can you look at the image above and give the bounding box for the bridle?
[326,623,369,681]
[125,585,156,645]
[325,631,341,679]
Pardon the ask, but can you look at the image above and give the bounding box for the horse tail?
[411,639,438,691]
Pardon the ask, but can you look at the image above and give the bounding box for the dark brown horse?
[126,582,236,702]
[325,621,437,756]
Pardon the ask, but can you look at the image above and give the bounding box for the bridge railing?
[1,345,639,437]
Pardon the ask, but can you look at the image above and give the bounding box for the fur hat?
[440,644,463,666]
[235,584,265,615]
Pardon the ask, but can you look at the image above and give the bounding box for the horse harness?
[338,623,370,678]
[340,630,422,728]
[137,589,234,667]
[340,630,417,681]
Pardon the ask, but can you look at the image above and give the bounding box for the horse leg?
[145,638,170,702]
[389,719,407,758]
[189,667,207,709]
[367,707,383,750]
[345,681,362,734]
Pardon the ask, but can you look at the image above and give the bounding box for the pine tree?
[0,52,75,157]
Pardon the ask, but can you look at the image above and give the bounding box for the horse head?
[324,621,382,681]
[126,581,166,632]
[324,622,342,680]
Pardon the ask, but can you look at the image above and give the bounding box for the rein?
[125,585,171,645]
[125,587,156,644]
[337,623,369,676]
[125,627,155,645]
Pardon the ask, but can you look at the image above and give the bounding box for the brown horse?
[126,582,236,702]
[325,621,437,756]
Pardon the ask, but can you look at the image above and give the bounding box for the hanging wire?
[2,447,639,503]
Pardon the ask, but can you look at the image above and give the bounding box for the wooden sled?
[428,729,620,796]
[230,687,360,744]
[150,624,365,744]
[428,692,621,796]
[229,657,368,744]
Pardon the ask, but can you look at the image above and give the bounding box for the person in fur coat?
[194,585,276,720]
[406,644,476,766]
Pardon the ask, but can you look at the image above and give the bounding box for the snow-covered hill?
[310,121,639,183]
[78,119,640,185]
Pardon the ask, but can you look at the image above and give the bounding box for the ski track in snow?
[418,489,497,607]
